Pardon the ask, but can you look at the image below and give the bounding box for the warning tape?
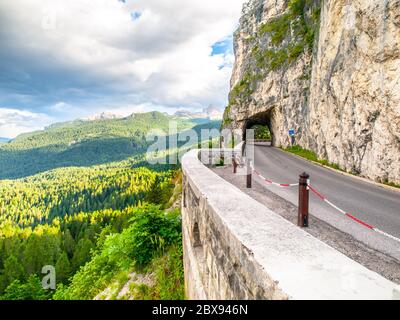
[308,184,400,243]
[244,162,400,243]
[253,169,299,188]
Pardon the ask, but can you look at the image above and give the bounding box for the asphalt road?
[251,144,400,260]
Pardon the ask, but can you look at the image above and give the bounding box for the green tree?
[251,125,271,140]
[1,255,25,293]
[62,229,75,258]
[0,275,50,300]
[71,238,94,272]
[3,255,24,283]
[55,252,71,285]
[23,231,60,275]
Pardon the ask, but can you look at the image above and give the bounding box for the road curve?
[251,144,400,260]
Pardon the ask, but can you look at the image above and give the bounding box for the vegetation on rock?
[53,205,183,300]
[284,145,342,171]
[223,0,321,125]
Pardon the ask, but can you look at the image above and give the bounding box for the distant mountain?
[86,111,123,121]
[174,110,196,118]
[174,106,223,121]
[0,111,220,179]
[203,105,224,120]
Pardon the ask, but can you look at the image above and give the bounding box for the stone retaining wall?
[182,149,398,300]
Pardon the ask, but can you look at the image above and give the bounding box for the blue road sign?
[289,129,296,137]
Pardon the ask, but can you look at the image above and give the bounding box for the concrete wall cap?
[182,149,397,300]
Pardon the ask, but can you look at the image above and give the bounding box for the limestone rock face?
[225,0,400,184]
[308,0,400,183]
[227,0,312,149]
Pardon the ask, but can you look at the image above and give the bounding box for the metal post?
[232,156,237,174]
[298,172,310,227]
[246,159,252,188]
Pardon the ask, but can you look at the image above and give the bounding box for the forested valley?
[0,112,220,300]
[0,112,203,179]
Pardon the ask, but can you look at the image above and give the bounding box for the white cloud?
[49,102,70,112]
[0,108,53,138]
[0,0,247,134]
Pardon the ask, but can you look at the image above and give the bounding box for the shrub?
[252,0,320,72]
[1,275,51,300]
[53,205,183,300]
[127,207,182,267]
[259,14,290,45]
[151,244,185,300]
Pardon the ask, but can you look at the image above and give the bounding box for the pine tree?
[62,229,75,258]
[3,255,25,286]
[71,238,94,272]
[55,252,71,284]
[0,275,49,300]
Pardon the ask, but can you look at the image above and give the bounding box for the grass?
[215,159,225,167]
[284,145,342,171]
[259,14,290,45]
[383,180,400,189]
[284,145,400,189]
[228,71,261,106]
[125,244,185,300]
[222,118,233,126]
[165,172,183,209]
[252,0,321,72]
[151,244,185,300]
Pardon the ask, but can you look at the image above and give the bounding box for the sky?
[0,0,247,138]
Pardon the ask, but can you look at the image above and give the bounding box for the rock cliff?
[224,0,400,184]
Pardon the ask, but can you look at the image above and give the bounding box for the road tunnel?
[243,110,274,146]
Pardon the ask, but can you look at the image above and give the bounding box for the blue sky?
[211,38,234,56]
[0,0,246,138]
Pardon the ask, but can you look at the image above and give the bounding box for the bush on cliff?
[53,205,183,300]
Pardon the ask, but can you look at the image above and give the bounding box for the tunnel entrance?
[243,110,274,146]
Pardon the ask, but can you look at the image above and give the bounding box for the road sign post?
[220,136,225,165]
[246,159,252,188]
[298,172,309,227]
[289,129,296,146]
[232,155,237,174]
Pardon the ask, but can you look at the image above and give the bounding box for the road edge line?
[276,147,400,194]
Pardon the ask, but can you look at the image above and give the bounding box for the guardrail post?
[246,159,252,188]
[298,172,309,228]
[232,155,237,174]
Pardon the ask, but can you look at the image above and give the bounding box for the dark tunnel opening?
[243,110,274,146]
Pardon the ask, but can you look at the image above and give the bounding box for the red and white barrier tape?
[246,163,400,243]
[253,169,299,188]
[308,184,400,243]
